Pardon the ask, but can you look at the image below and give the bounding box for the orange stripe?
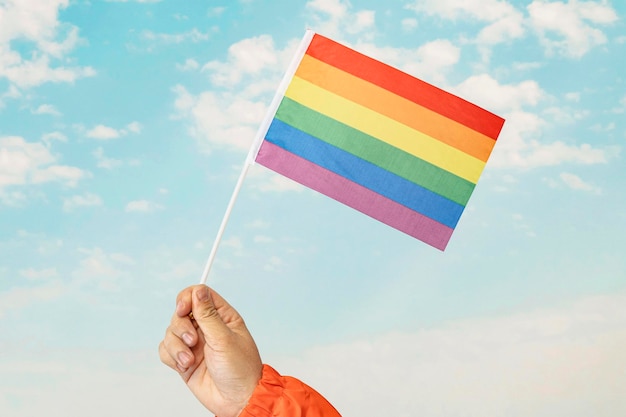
[295,54,496,162]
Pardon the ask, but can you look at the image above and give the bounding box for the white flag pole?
[199,29,315,285]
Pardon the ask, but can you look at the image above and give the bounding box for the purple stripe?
[256,141,453,251]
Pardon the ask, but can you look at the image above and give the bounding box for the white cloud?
[19,267,59,281]
[105,0,162,3]
[176,58,200,71]
[454,74,545,113]
[565,92,581,102]
[401,18,418,32]
[527,0,618,58]
[172,85,267,152]
[92,147,122,170]
[590,122,615,132]
[85,122,142,140]
[222,236,244,251]
[41,132,67,147]
[273,293,626,417]
[0,136,89,189]
[306,0,348,20]
[350,38,460,86]
[406,0,616,58]
[544,106,589,125]
[208,7,226,17]
[0,0,95,88]
[31,165,87,187]
[0,189,27,206]
[406,0,525,46]
[202,35,281,88]
[0,53,96,88]
[248,165,304,192]
[0,85,21,109]
[611,94,626,114]
[305,0,376,39]
[253,235,274,244]
[140,28,210,44]
[85,125,121,140]
[72,247,134,291]
[63,193,103,212]
[0,349,195,417]
[490,110,617,169]
[560,172,601,194]
[125,121,142,134]
[125,199,163,213]
[404,39,460,83]
[32,104,61,116]
[346,10,376,35]
[263,255,283,272]
[0,281,65,319]
[512,61,543,71]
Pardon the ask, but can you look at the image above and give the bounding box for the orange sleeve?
[238,364,341,417]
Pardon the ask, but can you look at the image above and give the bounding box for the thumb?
[191,285,230,346]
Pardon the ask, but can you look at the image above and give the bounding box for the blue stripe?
[264,118,464,228]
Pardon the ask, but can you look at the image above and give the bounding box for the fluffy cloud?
[140,28,211,44]
[85,122,142,140]
[176,58,200,72]
[63,193,103,212]
[92,147,122,170]
[0,281,65,319]
[350,38,460,86]
[272,293,626,417]
[450,76,618,169]
[172,85,267,152]
[405,0,525,46]
[202,35,285,88]
[527,0,618,58]
[305,0,376,39]
[559,172,601,194]
[0,0,95,88]
[32,104,61,116]
[71,247,135,291]
[405,0,617,58]
[491,110,615,169]
[19,267,59,281]
[0,136,89,189]
[124,199,163,213]
[455,73,545,112]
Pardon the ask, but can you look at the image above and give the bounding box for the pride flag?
[252,31,505,251]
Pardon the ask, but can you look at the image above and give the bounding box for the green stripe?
[275,97,475,206]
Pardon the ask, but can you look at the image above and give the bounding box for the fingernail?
[178,351,191,367]
[182,332,193,346]
[196,286,209,302]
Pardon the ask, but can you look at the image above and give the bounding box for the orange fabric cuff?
[239,364,341,417]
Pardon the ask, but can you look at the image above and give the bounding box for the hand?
[159,285,263,417]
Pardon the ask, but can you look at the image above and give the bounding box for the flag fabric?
[253,31,505,251]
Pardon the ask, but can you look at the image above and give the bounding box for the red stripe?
[256,141,454,251]
[306,34,505,141]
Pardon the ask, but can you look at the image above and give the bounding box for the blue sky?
[1,0,625,416]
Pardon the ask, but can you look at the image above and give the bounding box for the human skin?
[158,285,263,417]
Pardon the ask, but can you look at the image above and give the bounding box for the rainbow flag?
[252,31,505,251]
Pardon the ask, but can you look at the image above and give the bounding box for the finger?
[162,327,195,372]
[158,341,178,370]
[205,288,245,326]
[168,312,199,348]
[175,286,195,317]
[191,286,233,347]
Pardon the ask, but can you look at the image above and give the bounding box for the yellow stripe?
[296,55,496,162]
[285,76,486,183]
